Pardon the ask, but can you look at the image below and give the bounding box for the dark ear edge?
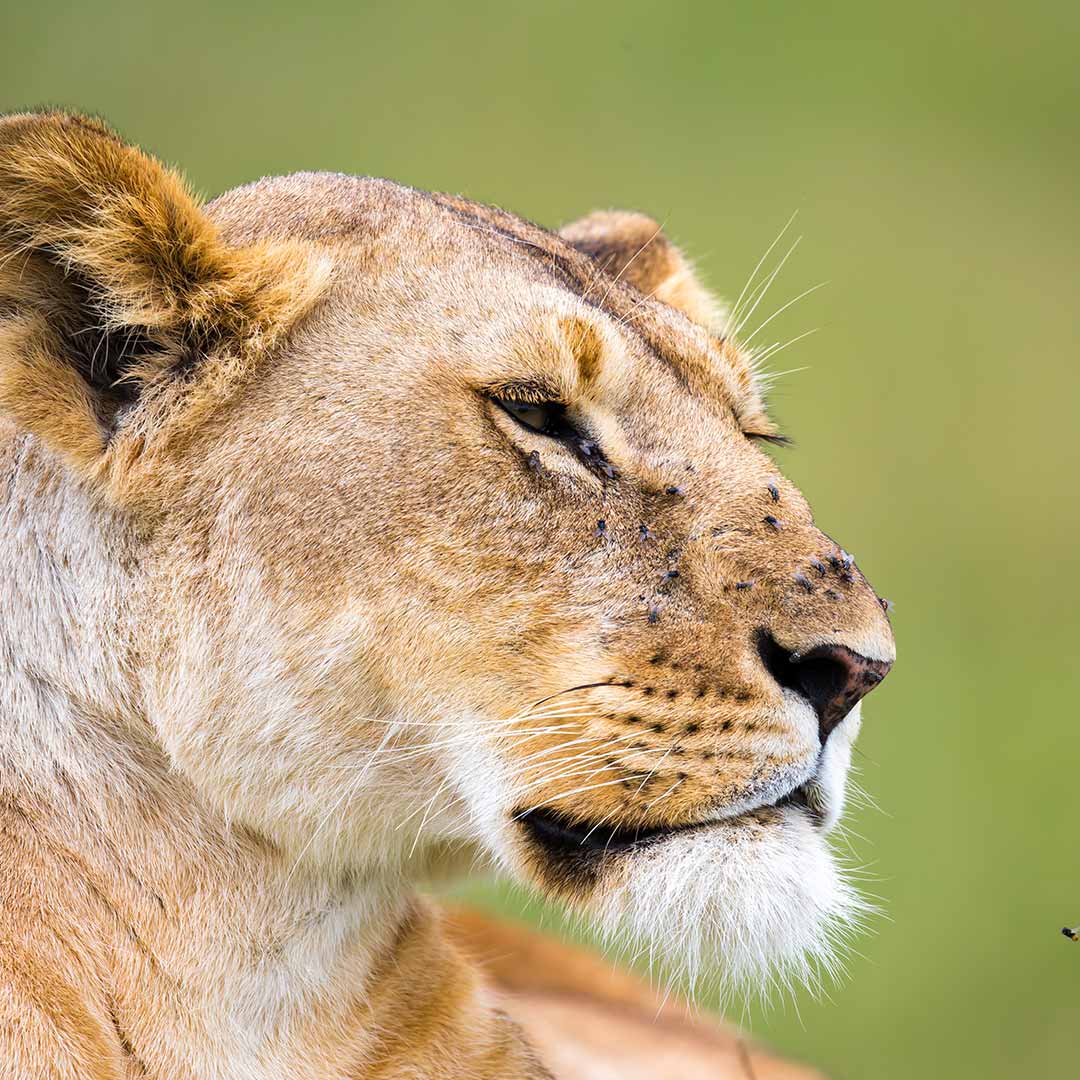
[0,111,330,477]
[559,210,725,330]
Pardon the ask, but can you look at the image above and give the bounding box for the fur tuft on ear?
[0,111,330,478]
[559,210,725,331]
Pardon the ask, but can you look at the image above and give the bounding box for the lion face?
[0,117,894,995]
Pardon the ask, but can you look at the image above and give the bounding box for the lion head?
[0,114,894,996]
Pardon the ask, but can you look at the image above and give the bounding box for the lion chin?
[456,698,867,1002]
[605,705,868,999]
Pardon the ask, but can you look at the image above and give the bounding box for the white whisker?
[730,237,801,341]
[743,281,827,345]
[596,220,666,309]
[725,211,798,333]
[750,327,819,369]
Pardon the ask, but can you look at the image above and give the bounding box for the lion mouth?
[517,779,823,864]
[517,807,708,859]
[775,781,826,825]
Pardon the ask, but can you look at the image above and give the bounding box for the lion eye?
[496,398,563,436]
[492,394,618,478]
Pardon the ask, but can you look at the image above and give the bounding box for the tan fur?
[559,209,726,330]
[0,113,894,1078]
[445,908,824,1079]
[0,112,330,494]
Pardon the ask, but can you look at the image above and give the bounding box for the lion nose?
[757,632,893,743]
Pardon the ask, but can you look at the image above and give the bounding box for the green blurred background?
[4,2,1076,1076]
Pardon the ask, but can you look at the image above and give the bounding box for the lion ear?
[0,112,328,477]
[559,210,724,331]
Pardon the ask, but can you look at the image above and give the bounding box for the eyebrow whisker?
[742,281,828,345]
[751,328,819,369]
[592,218,668,310]
[725,210,798,334]
[729,236,802,341]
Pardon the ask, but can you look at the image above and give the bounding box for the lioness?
[0,112,894,1079]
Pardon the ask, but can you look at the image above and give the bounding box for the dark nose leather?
[758,633,893,743]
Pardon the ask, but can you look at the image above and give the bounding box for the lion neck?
[0,427,539,1077]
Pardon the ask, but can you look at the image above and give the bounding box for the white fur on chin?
[588,805,869,1005]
